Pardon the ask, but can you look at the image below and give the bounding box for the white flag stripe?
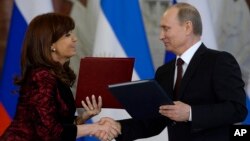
[16,0,53,23]
[92,8,139,123]
[93,9,140,80]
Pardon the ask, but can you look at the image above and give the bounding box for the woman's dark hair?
[15,13,76,86]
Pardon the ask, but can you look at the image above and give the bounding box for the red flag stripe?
[0,102,11,135]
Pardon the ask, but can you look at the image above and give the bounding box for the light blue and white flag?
[91,0,169,140]
[93,0,155,80]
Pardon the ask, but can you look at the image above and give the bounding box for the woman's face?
[51,31,77,64]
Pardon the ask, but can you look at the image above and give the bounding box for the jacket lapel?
[158,59,176,99]
[178,44,207,99]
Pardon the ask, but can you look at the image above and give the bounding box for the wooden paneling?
[52,0,73,15]
[0,0,13,75]
[246,0,250,9]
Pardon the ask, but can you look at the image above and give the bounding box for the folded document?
[108,79,173,119]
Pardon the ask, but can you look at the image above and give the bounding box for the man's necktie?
[173,58,184,100]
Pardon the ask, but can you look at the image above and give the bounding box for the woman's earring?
[51,48,56,52]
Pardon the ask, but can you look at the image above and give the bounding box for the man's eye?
[164,27,170,32]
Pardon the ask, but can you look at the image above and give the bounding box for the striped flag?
[91,0,169,140]
[0,0,53,135]
[93,0,155,80]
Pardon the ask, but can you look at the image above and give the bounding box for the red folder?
[75,57,134,108]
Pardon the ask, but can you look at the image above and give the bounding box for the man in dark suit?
[99,2,248,141]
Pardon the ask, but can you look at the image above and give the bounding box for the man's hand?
[159,101,191,122]
[95,117,121,141]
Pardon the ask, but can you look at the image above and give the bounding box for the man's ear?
[184,20,193,35]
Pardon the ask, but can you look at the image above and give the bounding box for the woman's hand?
[82,95,102,117]
[94,117,121,141]
[76,95,102,124]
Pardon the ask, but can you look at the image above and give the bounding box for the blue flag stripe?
[243,98,250,124]
[164,52,176,63]
[100,0,154,79]
[0,2,27,118]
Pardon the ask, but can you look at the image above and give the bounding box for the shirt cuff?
[188,107,192,121]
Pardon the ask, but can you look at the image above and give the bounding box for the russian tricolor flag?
[0,0,53,135]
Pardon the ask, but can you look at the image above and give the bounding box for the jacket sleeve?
[192,52,248,130]
[116,116,169,141]
[30,70,77,141]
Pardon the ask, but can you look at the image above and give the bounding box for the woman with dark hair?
[0,13,120,141]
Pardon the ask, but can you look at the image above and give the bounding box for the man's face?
[159,7,187,55]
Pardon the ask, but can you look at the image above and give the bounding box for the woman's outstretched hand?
[76,95,102,124]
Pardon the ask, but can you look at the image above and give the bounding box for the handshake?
[77,117,121,141]
[76,95,121,141]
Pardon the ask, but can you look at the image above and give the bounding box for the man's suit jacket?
[116,44,247,141]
